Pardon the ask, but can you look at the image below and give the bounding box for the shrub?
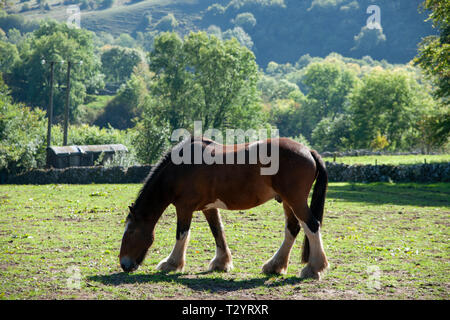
[232,12,257,30]
[0,78,48,173]
[290,134,311,149]
[370,132,390,151]
[155,13,178,31]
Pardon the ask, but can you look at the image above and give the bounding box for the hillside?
[4,0,436,67]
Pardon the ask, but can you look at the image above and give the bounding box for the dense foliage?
[414,0,449,149]
[0,1,448,173]
[135,31,267,164]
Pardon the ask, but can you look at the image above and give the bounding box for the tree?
[311,114,353,152]
[135,31,266,163]
[115,33,136,48]
[0,40,20,72]
[148,31,264,130]
[222,27,253,50]
[0,74,48,173]
[9,21,103,122]
[258,75,301,102]
[300,61,358,138]
[155,13,178,32]
[182,31,264,129]
[414,0,449,148]
[351,26,387,56]
[415,0,449,103]
[232,12,257,30]
[348,69,435,151]
[95,63,150,129]
[269,98,305,138]
[101,46,143,85]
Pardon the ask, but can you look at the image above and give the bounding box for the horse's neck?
[136,168,172,223]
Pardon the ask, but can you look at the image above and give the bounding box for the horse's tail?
[301,149,328,263]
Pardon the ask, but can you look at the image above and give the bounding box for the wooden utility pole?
[46,61,55,168]
[63,61,71,146]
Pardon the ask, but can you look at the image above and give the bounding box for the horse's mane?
[132,135,207,212]
[132,146,175,212]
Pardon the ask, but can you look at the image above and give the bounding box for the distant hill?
[4,0,436,66]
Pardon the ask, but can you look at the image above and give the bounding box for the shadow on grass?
[327,182,450,207]
[87,271,306,293]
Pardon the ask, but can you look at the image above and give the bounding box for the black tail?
[301,149,328,263]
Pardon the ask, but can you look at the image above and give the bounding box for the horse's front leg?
[156,208,193,272]
[203,208,233,272]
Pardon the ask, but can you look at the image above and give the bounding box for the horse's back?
[169,137,318,210]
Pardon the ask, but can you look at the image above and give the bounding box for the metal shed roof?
[48,144,128,156]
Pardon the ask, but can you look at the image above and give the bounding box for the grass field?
[77,94,114,124]
[322,154,450,166]
[8,0,204,36]
[0,182,448,300]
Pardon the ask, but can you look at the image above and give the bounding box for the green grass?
[77,94,114,124]
[322,154,450,166]
[9,0,204,36]
[0,182,449,299]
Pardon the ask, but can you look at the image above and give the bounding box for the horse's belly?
[204,185,277,211]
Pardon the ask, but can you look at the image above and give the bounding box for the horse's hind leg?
[156,208,193,272]
[262,202,301,275]
[203,208,233,272]
[290,203,328,280]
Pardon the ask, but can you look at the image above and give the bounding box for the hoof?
[208,257,233,272]
[262,259,287,275]
[156,258,184,272]
[300,264,321,280]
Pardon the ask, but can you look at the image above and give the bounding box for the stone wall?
[326,162,450,183]
[1,162,449,184]
[320,150,432,158]
[1,165,153,185]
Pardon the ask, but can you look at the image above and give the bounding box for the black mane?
[130,135,216,215]
[132,146,174,213]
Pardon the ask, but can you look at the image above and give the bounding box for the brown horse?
[119,136,329,279]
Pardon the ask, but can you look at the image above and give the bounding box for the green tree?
[222,27,253,49]
[155,13,178,32]
[6,28,23,44]
[300,61,358,138]
[115,33,136,48]
[182,31,264,129]
[10,21,103,122]
[311,114,353,152]
[351,26,387,56]
[101,46,143,84]
[149,31,264,130]
[232,12,257,30]
[269,97,305,138]
[0,74,47,173]
[0,40,20,72]
[95,63,150,129]
[348,69,435,151]
[414,0,449,148]
[258,75,300,102]
[136,31,266,163]
[415,0,449,103]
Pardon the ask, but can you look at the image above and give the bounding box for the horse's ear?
[128,204,135,213]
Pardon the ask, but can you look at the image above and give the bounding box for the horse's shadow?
[87,271,306,293]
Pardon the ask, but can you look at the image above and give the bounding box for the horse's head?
[119,204,155,272]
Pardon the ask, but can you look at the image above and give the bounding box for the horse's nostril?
[120,257,135,272]
[120,257,134,272]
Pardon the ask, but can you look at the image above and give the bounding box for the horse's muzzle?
[120,257,138,273]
